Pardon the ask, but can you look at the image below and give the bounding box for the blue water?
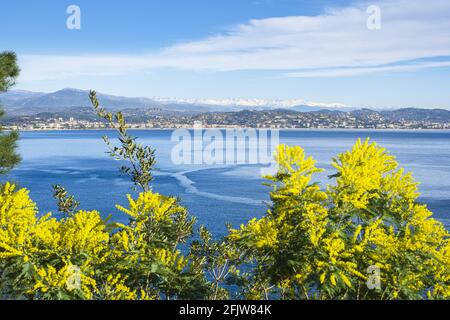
[4,130,450,237]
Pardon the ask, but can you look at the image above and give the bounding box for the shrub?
[228,140,450,299]
[0,183,207,300]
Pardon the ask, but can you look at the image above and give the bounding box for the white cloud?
[19,0,450,82]
[286,61,450,78]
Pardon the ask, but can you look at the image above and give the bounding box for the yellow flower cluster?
[153,248,188,271]
[0,184,194,300]
[230,217,278,249]
[113,191,192,273]
[117,192,184,222]
[31,264,97,299]
[58,210,110,256]
[0,183,37,259]
[102,274,152,300]
[331,139,419,209]
[230,140,450,299]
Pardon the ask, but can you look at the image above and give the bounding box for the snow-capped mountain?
[152,97,352,111]
[0,88,355,114]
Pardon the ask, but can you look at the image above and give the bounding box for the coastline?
[13,127,450,133]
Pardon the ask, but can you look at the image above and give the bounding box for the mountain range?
[1,89,449,121]
[0,88,357,116]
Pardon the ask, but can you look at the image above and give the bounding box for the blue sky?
[1,0,450,108]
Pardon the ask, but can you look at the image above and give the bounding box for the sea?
[4,129,450,237]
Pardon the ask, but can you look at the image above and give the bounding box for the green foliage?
[89,91,156,191]
[0,52,19,92]
[52,185,80,216]
[190,225,242,300]
[0,51,21,174]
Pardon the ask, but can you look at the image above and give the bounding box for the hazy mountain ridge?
[0,88,355,115]
[0,89,169,114]
[1,89,449,122]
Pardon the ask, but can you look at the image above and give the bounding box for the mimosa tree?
[228,140,450,299]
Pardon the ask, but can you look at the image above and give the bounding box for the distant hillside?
[380,108,450,122]
[0,88,354,115]
[0,90,46,104]
[3,105,450,130]
[347,108,450,123]
[1,89,449,124]
[0,88,212,115]
[185,108,450,129]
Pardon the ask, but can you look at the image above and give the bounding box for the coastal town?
[3,108,450,131]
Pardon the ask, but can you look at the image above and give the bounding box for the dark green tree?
[0,52,21,174]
